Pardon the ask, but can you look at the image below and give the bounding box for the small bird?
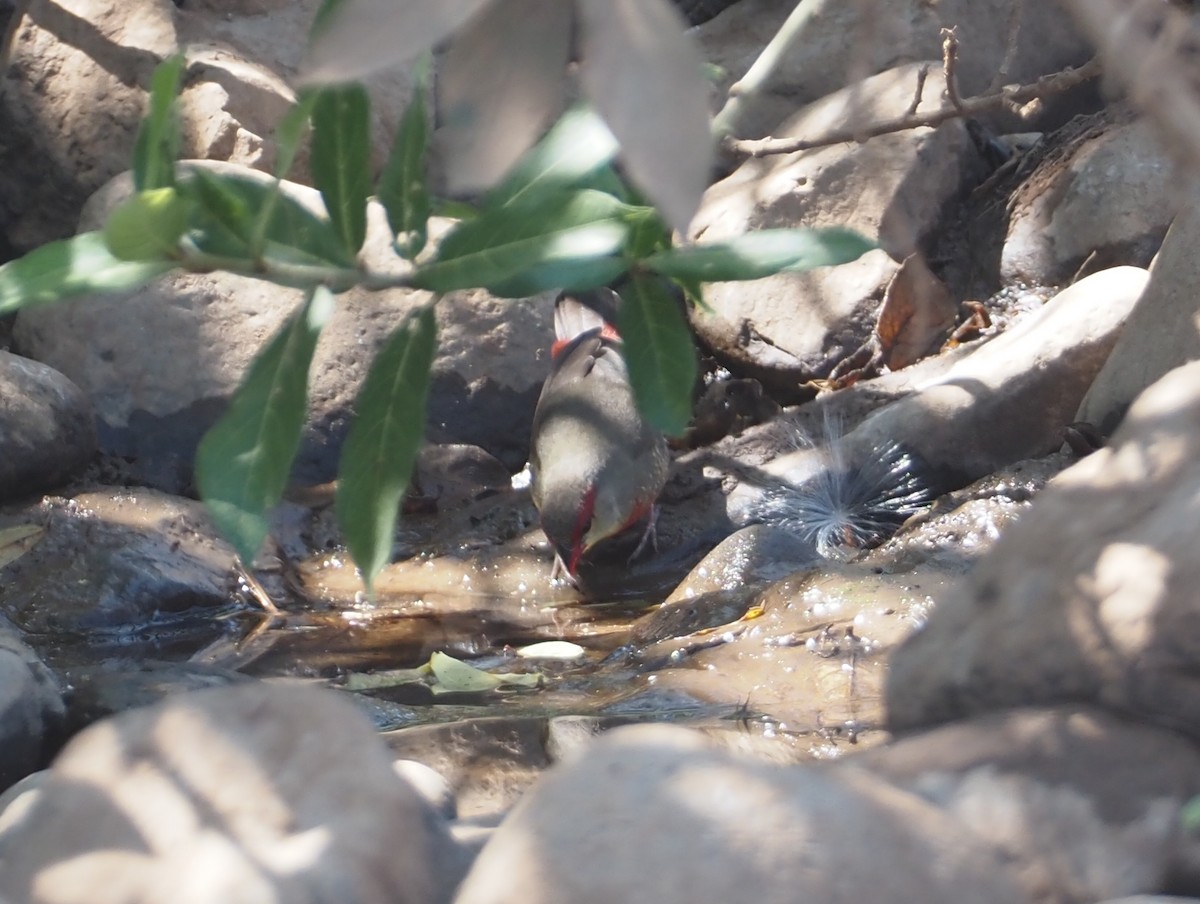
[529,288,670,581]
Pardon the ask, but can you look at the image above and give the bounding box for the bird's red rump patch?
[568,484,598,576]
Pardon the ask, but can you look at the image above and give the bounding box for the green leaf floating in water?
[342,651,543,694]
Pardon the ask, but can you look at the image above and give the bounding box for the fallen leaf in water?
[343,665,431,692]
[429,651,543,692]
[0,524,44,570]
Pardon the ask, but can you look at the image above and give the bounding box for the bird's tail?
[554,288,620,342]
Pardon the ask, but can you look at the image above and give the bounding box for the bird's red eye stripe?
[568,484,598,575]
[550,337,572,358]
[599,322,621,343]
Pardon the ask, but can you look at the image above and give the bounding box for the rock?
[0,0,422,252]
[0,0,177,251]
[393,759,457,821]
[690,62,988,393]
[413,443,514,513]
[1001,115,1176,286]
[1078,190,1200,434]
[0,488,237,637]
[382,716,551,822]
[453,723,1025,904]
[0,683,469,904]
[854,707,1200,903]
[885,359,1200,740]
[696,0,1094,138]
[0,770,48,833]
[840,266,1147,486]
[0,630,64,792]
[12,164,554,491]
[0,352,96,501]
[641,562,956,744]
[61,660,250,734]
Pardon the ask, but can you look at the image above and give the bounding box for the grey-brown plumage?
[529,288,670,577]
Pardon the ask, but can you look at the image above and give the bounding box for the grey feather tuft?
[749,421,937,560]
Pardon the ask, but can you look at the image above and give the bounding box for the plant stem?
[711,0,822,138]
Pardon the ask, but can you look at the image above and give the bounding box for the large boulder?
[689,62,988,394]
[0,682,469,904]
[886,358,1200,741]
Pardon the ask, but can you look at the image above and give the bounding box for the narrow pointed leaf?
[337,306,437,589]
[618,273,696,437]
[104,187,190,261]
[439,0,571,194]
[179,169,356,268]
[274,90,320,179]
[377,58,431,259]
[577,0,712,233]
[311,84,371,255]
[645,228,876,282]
[488,105,621,209]
[485,256,626,299]
[301,0,492,85]
[0,233,173,317]
[133,54,185,191]
[412,189,630,293]
[196,287,335,564]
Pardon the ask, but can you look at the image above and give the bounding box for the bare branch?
[941,27,967,114]
[727,56,1101,159]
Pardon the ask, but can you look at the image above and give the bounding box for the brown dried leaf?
[577,0,712,234]
[301,0,493,85]
[876,252,957,370]
[438,0,572,193]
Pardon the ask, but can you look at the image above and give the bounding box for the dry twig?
[727,54,1100,159]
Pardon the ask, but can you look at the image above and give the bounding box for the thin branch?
[905,65,931,117]
[726,56,1101,158]
[711,0,822,139]
[941,27,967,114]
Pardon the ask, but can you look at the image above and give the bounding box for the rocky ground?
[1,0,1200,902]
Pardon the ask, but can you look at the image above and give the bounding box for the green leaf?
[645,228,877,282]
[427,651,542,693]
[103,187,190,261]
[274,89,320,179]
[311,84,372,256]
[618,273,696,437]
[178,169,356,269]
[0,233,173,317]
[377,56,431,260]
[487,105,619,209]
[196,287,335,564]
[413,189,631,294]
[625,206,672,260]
[133,54,185,192]
[336,305,437,590]
[485,256,626,300]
